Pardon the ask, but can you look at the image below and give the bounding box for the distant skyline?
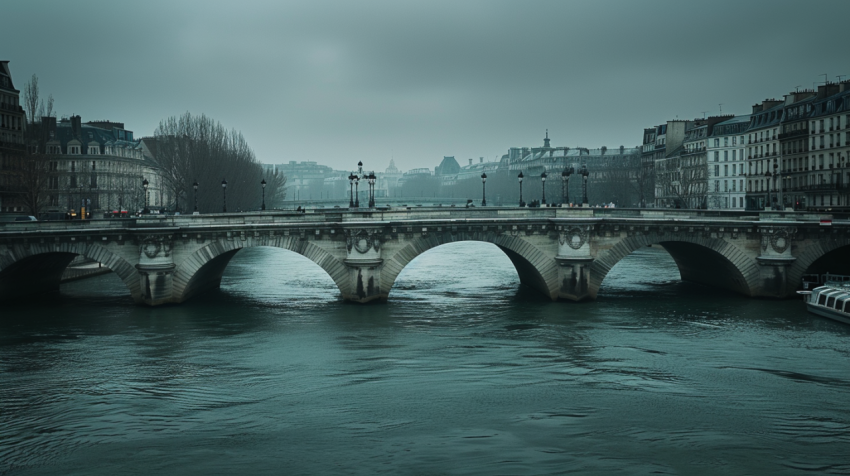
[4,0,849,171]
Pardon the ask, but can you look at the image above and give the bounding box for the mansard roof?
[0,61,19,93]
[747,103,784,131]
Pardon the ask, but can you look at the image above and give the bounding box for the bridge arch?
[173,236,349,303]
[380,231,559,300]
[0,242,140,302]
[589,233,760,299]
[787,236,850,286]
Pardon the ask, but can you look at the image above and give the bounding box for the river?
[1,244,849,475]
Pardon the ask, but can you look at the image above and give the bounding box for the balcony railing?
[779,130,808,140]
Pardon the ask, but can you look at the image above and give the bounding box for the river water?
[1,244,849,475]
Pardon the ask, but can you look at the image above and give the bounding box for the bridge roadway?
[0,207,847,306]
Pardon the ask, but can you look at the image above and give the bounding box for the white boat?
[798,283,850,325]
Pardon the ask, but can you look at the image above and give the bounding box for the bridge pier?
[342,229,386,303]
[755,227,796,298]
[136,235,176,306]
[555,226,594,301]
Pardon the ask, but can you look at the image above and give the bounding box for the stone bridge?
[1,208,848,306]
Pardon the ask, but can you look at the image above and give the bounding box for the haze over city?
[5,0,850,171]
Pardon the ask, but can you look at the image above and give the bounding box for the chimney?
[70,115,82,137]
[41,116,57,135]
[479,157,483,163]
[817,83,840,99]
[468,158,473,165]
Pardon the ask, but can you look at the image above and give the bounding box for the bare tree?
[22,74,40,124]
[656,156,708,209]
[17,155,50,216]
[152,112,286,213]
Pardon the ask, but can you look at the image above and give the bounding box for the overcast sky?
[4,0,849,171]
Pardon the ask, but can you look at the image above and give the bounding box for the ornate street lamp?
[142,178,149,214]
[221,178,227,213]
[368,172,376,208]
[193,180,198,213]
[518,171,525,207]
[481,172,487,206]
[561,166,573,205]
[78,182,84,219]
[348,173,355,208]
[773,161,781,210]
[540,171,548,205]
[354,173,360,208]
[580,165,589,206]
[261,178,267,211]
[764,170,772,210]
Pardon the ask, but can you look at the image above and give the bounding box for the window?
[732,164,737,175]
[724,151,728,161]
[714,151,719,161]
[714,139,719,147]
[724,137,729,147]
[724,165,728,176]
[715,181,720,192]
[714,165,719,176]
[724,180,728,192]
[71,161,76,172]
[732,150,736,160]
[70,175,77,188]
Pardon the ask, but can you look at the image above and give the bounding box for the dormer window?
[68,146,80,155]
[88,146,99,155]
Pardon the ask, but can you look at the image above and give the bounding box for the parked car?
[0,215,37,223]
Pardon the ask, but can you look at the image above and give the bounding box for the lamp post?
[580,165,589,206]
[142,178,149,214]
[481,172,487,206]
[773,161,780,210]
[193,180,198,213]
[261,178,267,211]
[348,173,355,207]
[354,174,360,208]
[561,166,573,204]
[764,170,772,210]
[540,171,547,205]
[518,171,525,207]
[221,178,227,213]
[368,172,376,208]
[90,183,95,217]
[78,182,84,219]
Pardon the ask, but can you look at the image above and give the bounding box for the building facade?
[707,115,748,209]
[0,61,27,212]
[33,115,166,215]
[744,99,783,210]
[777,90,816,209]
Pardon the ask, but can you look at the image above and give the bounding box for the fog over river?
[1,244,849,475]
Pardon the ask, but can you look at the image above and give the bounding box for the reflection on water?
[1,244,849,475]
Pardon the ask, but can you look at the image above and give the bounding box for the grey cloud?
[4,0,849,170]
